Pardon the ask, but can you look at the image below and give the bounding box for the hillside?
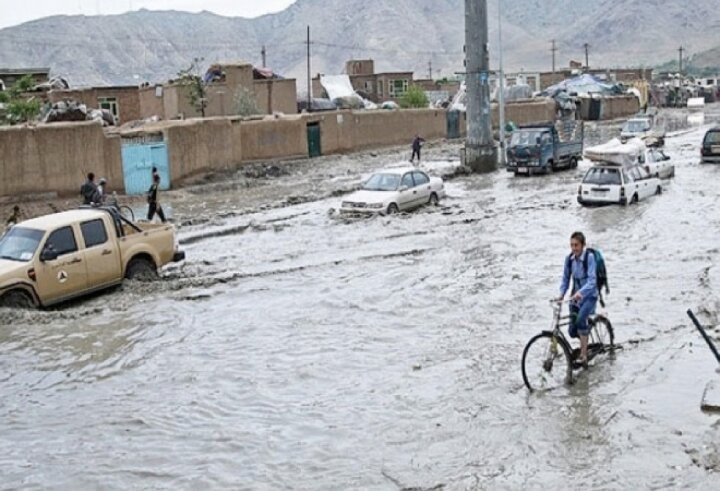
[0,0,717,87]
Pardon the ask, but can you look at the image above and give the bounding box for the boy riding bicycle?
[557,231,597,369]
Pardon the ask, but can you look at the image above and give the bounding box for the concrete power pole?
[261,45,267,68]
[463,0,497,173]
[678,46,684,74]
[551,39,558,73]
[306,26,312,110]
[584,43,590,69]
[497,0,506,167]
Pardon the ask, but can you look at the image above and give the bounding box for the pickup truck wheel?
[125,258,158,281]
[570,157,578,168]
[656,185,662,195]
[0,289,34,309]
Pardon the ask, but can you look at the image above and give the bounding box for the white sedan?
[577,164,662,206]
[340,167,446,215]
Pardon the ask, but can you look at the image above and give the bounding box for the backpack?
[566,248,610,306]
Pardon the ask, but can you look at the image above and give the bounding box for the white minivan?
[577,164,662,206]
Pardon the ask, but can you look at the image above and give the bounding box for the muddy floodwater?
[2,108,720,489]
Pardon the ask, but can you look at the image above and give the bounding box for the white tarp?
[584,137,645,166]
[320,75,377,109]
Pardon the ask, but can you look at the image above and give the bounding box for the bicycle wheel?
[522,332,573,392]
[588,316,614,354]
[119,205,135,221]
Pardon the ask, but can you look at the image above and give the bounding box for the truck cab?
[506,120,583,175]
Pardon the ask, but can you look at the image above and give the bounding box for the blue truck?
[506,120,584,175]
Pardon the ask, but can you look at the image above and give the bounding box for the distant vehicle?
[620,116,665,145]
[585,137,675,179]
[577,163,662,206]
[340,167,445,215]
[701,127,720,164]
[643,147,675,179]
[0,207,185,308]
[506,120,584,175]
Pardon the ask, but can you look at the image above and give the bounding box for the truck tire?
[0,289,34,309]
[125,257,158,281]
[570,157,578,168]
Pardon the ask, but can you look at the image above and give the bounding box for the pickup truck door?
[80,218,122,288]
[35,225,88,304]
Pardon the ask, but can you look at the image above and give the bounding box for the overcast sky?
[0,0,296,29]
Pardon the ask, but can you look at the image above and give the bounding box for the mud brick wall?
[495,99,557,127]
[303,111,355,154]
[240,116,307,162]
[253,79,298,116]
[48,87,142,124]
[601,95,641,120]
[349,109,447,149]
[139,86,165,120]
[163,118,242,180]
[0,121,122,196]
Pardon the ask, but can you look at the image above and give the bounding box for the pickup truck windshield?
[363,173,401,191]
[510,131,544,146]
[0,227,44,262]
[583,167,621,186]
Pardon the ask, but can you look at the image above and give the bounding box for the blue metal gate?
[121,135,170,195]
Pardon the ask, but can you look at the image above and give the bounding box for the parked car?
[577,163,662,206]
[506,120,584,175]
[340,167,445,215]
[0,207,185,308]
[701,126,720,163]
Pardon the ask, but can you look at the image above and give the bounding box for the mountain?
[0,0,718,88]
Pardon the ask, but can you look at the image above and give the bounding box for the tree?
[176,58,208,117]
[399,85,429,109]
[0,75,42,125]
[233,86,259,116]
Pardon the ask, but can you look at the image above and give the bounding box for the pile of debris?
[43,100,115,126]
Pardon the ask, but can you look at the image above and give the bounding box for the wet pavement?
[2,107,720,489]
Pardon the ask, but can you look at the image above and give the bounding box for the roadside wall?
[600,95,640,120]
[0,121,121,196]
[163,118,243,180]
[1,99,588,198]
[240,116,307,162]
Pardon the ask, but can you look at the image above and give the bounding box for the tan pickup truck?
[0,207,185,308]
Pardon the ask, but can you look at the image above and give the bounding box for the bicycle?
[521,298,615,392]
[106,192,135,222]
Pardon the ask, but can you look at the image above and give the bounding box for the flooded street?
[2,108,720,489]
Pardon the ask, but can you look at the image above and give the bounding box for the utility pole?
[583,43,590,69]
[428,60,433,80]
[497,0,506,166]
[678,46,684,74]
[550,39,558,73]
[261,45,267,68]
[306,26,311,111]
[463,0,497,173]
